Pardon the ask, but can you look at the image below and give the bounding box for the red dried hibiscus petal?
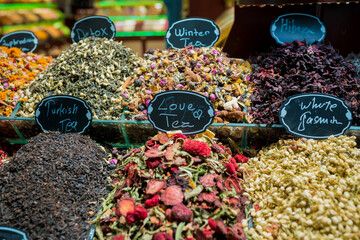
[208,218,217,231]
[196,229,213,240]
[153,232,174,240]
[146,158,161,169]
[171,204,193,222]
[145,195,159,208]
[144,149,165,158]
[199,174,216,188]
[182,139,211,158]
[197,192,217,203]
[111,235,125,240]
[161,185,184,206]
[234,154,248,163]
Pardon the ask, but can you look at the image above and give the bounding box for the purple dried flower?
[159,78,167,87]
[210,94,216,100]
[216,58,222,63]
[122,92,129,98]
[177,84,184,89]
[110,158,117,165]
[211,69,217,74]
[145,90,151,95]
[146,99,151,106]
[150,62,157,69]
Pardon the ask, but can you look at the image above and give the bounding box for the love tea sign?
[279,93,352,139]
[166,18,220,49]
[35,95,92,134]
[71,15,116,43]
[0,226,29,240]
[0,31,38,53]
[147,91,215,135]
[270,13,326,45]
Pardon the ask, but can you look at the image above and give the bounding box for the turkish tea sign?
[279,93,352,139]
[147,90,215,135]
[270,13,326,45]
[166,18,220,49]
[35,95,92,134]
[0,226,29,240]
[0,31,38,53]
[71,15,116,43]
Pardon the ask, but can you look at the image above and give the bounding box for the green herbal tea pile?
[240,135,360,240]
[17,37,141,119]
[122,46,253,123]
[92,132,250,240]
[0,132,111,239]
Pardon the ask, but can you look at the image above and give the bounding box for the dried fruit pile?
[240,135,360,239]
[17,37,141,119]
[0,132,111,239]
[123,46,253,123]
[248,41,360,125]
[0,46,53,116]
[92,132,250,240]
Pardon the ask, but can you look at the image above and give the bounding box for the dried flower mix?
[122,46,254,123]
[92,132,250,240]
[0,46,53,116]
[0,132,111,239]
[17,37,141,119]
[248,41,360,125]
[240,135,360,239]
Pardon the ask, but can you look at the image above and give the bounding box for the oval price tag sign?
[0,226,29,240]
[71,15,116,43]
[35,95,92,134]
[279,93,352,139]
[147,90,215,135]
[0,31,38,53]
[166,18,220,49]
[270,13,326,45]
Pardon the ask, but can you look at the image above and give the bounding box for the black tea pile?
[0,132,111,239]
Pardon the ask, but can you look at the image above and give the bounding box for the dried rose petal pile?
[92,132,250,240]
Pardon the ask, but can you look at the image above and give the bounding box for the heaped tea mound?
[92,132,250,240]
[17,37,140,120]
[241,135,360,239]
[248,40,360,125]
[0,132,110,239]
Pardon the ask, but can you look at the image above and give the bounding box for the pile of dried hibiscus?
[92,132,250,240]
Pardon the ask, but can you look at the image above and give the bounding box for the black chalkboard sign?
[270,13,326,45]
[147,90,215,135]
[166,18,220,49]
[279,93,352,139]
[0,226,29,240]
[71,15,116,43]
[0,31,38,53]
[35,95,92,134]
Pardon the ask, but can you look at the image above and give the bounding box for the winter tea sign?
[166,18,220,49]
[270,13,326,45]
[0,226,29,240]
[71,15,116,43]
[0,31,38,53]
[279,93,352,139]
[35,95,92,134]
[147,90,215,135]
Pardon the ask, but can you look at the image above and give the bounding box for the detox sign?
[166,18,220,49]
[71,15,116,43]
[0,31,38,53]
[279,93,352,139]
[147,90,215,135]
[270,13,326,44]
[35,95,92,134]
